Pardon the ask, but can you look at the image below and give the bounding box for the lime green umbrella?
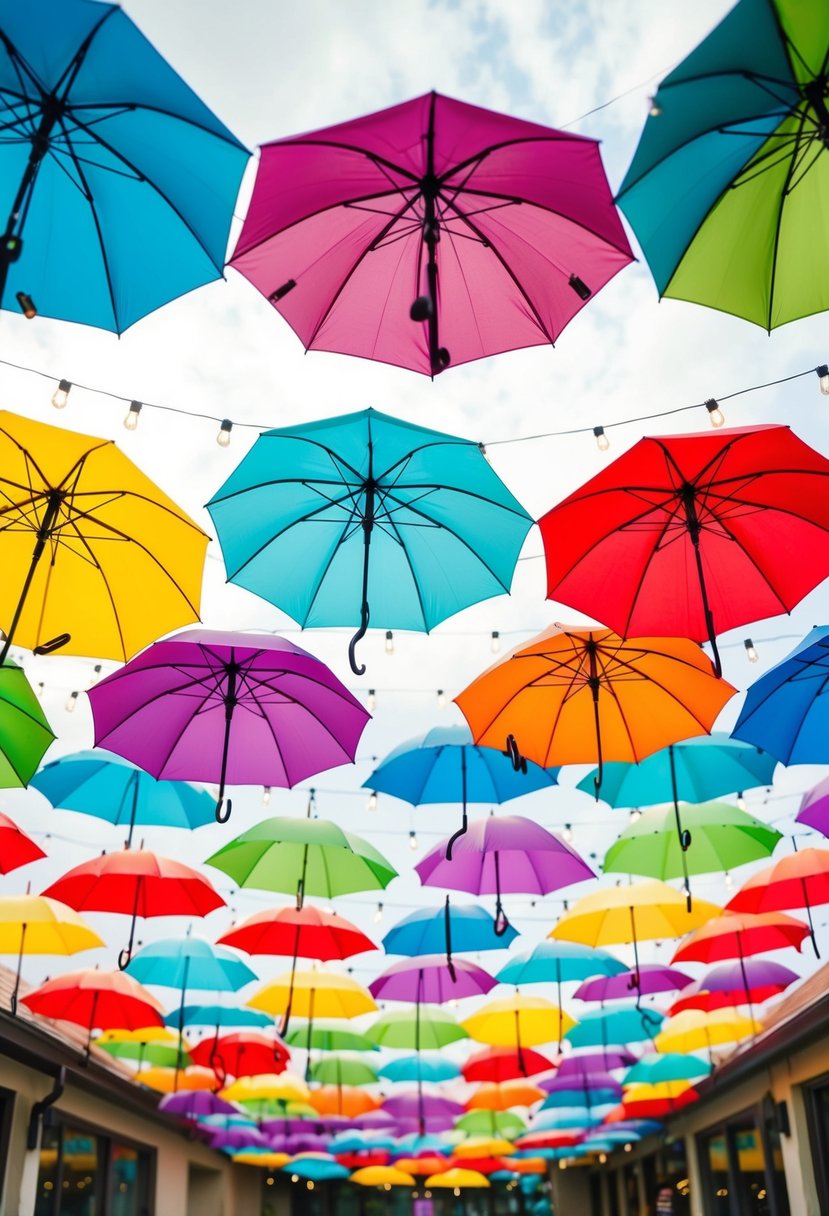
[98,1037,192,1069]
[204,815,396,905]
[455,1110,526,1138]
[284,1021,379,1053]
[309,1054,379,1086]
[0,664,54,786]
[604,802,781,900]
[367,1006,467,1050]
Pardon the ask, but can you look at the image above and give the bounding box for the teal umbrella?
[378,1054,460,1084]
[206,408,532,674]
[624,1053,712,1085]
[564,1007,664,1049]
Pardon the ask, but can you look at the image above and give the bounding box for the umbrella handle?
[117,947,132,971]
[348,612,369,677]
[445,807,468,861]
[505,734,525,772]
[215,797,232,824]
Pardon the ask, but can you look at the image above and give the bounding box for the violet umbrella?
[88,629,370,822]
[382,1093,464,1132]
[669,959,799,1016]
[159,1091,238,1122]
[573,964,693,1004]
[556,1050,637,1077]
[415,814,594,935]
[229,91,633,377]
[797,776,829,839]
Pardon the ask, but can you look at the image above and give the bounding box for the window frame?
[35,1111,155,1216]
[695,1103,791,1216]
[803,1071,829,1216]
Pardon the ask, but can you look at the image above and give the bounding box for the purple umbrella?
[369,954,496,1003]
[88,629,370,823]
[260,1118,328,1136]
[209,1126,269,1152]
[797,776,829,838]
[557,1050,636,1077]
[537,1071,623,1100]
[268,1132,329,1154]
[573,964,693,1003]
[159,1091,239,1121]
[352,1111,398,1131]
[383,1092,464,1132]
[415,815,593,934]
[670,958,799,1015]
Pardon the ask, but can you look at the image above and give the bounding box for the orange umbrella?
[395,1156,449,1177]
[308,1085,380,1118]
[455,624,734,790]
[495,1156,547,1175]
[137,1065,216,1093]
[465,1081,544,1111]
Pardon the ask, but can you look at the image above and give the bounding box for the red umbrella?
[619,1089,699,1120]
[513,1130,581,1151]
[41,849,224,969]
[190,1030,290,1083]
[21,968,164,1052]
[539,424,829,675]
[336,1151,390,1170]
[725,846,829,957]
[217,904,375,961]
[461,1046,557,1083]
[0,812,45,873]
[669,959,798,1015]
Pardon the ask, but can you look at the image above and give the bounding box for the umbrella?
[369,955,496,1003]
[217,903,376,960]
[139,1065,217,1094]
[393,1155,451,1177]
[98,1034,192,1071]
[624,1054,712,1086]
[384,1092,464,1131]
[285,1021,379,1053]
[573,963,692,1003]
[210,1127,269,1153]
[0,0,247,330]
[228,91,631,377]
[89,628,370,821]
[233,1151,291,1170]
[726,846,829,956]
[378,1055,459,1084]
[616,0,829,330]
[461,1047,556,1084]
[0,412,208,663]
[165,1004,272,1032]
[366,1007,467,1050]
[655,1008,760,1055]
[190,1031,290,1083]
[539,425,829,677]
[248,971,376,1075]
[669,959,798,1015]
[455,624,734,792]
[21,968,164,1051]
[415,815,594,934]
[551,880,720,989]
[537,1072,623,1108]
[465,1081,545,1111]
[564,1008,664,1049]
[221,1073,310,1106]
[383,900,517,959]
[602,801,781,910]
[31,749,215,844]
[283,1155,350,1183]
[732,627,829,764]
[0,663,54,787]
[351,1166,415,1187]
[0,811,45,872]
[158,1091,239,1122]
[797,776,829,839]
[42,848,225,968]
[309,1087,380,1119]
[461,995,575,1050]
[365,723,556,851]
[206,409,532,675]
[0,893,103,1013]
[620,1083,699,1120]
[578,733,776,811]
[557,1050,636,1076]
[309,1055,379,1087]
[426,1167,490,1192]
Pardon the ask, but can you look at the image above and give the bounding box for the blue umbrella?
[378,1054,460,1084]
[32,749,215,846]
[282,1157,350,1182]
[206,408,533,675]
[624,1053,711,1085]
[564,1007,664,1050]
[164,1004,272,1031]
[383,900,518,961]
[0,0,248,330]
[539,1085,621,1111]
[532,1109,609,1131]
[732,627,829,763]
[366,724,557,854]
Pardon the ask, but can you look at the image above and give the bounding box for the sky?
[2,0,829,1055]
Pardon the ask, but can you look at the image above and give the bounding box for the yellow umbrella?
[220,1073,310,1105]
[454,1138,516,1158]
[97,1027,180,1045]
[351,1166,415,1187]
[234,1151,291,1169]
[248,970,377,1019]
[461,995,575,1048]
[136,1065,215,1093]
[655,1007,760,1054]
[622,1081,693,1102]
[0,410,208,663]
[0,893,103,1012]
[426,1168,490,1191]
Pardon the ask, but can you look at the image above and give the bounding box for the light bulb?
[490,630,501,653]
[51,379,71,409]
[65,690,79,712]
[16,291,36,319]
[291,1175,299,1184]
[216,419,233,447]
[593,425,610,452]
[367,688,377,712]
[705,398,725,428]
[367,791,378,812]
[744,638,758,663]
[372,902,384,925]
[87,664,102,687]
[599,1153,608,1165]
[36,682,44,698]
[123,401,142,430]
[478,442,490,463]
[736,792,746,811]
[817,364,829,395]
[437,689,446,709]
[624,1143,632,1153]
[306,1181,314,1191]
[384,630,394,655]
[454,1188,461,1198]
[648,96,663,117]
[562,823,573,844]
[724,871,734,891]
[408,830,418,850]
[629,808,641,824]
[262,786,271,806]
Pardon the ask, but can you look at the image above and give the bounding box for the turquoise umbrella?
[32,749,215,845]
[624,1053,712,1085]
[164,1004,272,1030]
[283,1157,350,1182]
[378,1055,460,1084]
[206,408,533,674]
[564,1008,664,1049]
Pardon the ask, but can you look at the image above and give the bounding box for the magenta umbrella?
[556,1050,636,1077]
[229,91,633,377]
[573,964,693,1003]
[88,629,370,823]
[797,776,829,839]
[415,815,594,934]
[369,955,496,1003]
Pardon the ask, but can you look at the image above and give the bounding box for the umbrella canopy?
[205,815,396,901]
[139,1065,216,1094]
[726,847,829,956]
[31,750,215,843]
[578,734,776,811]
[670,959,798,1015]
[248,971,377,1020]
[455,624,734,790]
[393,1155,451,1176]
[672,911,810,964]
[207,409,532,675]
[309,1055,379,1087]
[0,811,45,872]
[461,1047,556,1084]
[309,1087,380,1119]
[165,1004,271,1031]
[126,937,257,993]
[616,0,829,329]
[655,1008,760,1054]
[0,413,208,663]
[285,1021,379,1053]
[351,1166,415,1187]
[221,1073,310,1105]
[383,901,517,956]
[217,903,376,960]
[415,815,594,933]
[42,849,225,968]
[624,1054,712,1086]
[461,996,574,1049]
[190,1031,290,1081]
[557,1050,636,1076]
[574,964,692,1003]
[0,893,103,1012]
[378,1055,459,1084]
[98,1035,191,1070]
[564,1008,664,1049]
[465,1081,545,1111]
[426,1167,490,1190]
[798,776,829,839]
[89,629,370,821]
[383,1092,464,1127]
[733,627,829,764]
[21,968,165,1042]
[0,0,247,331]
[158,1091,239,1121]
[369,955,496,1003]
[366,1007,466,1050]
[283,1155,350,1182]
[539,426,829,676]
[228,91,632,376]
[0,664,54,787]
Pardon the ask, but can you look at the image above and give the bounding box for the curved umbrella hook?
[348,604,370,677]
[446,746,469,860]
[493,852,510,937]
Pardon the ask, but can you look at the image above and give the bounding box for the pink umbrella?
[88,629,370,823]
[229,91,633,376]
[415,815,594,934]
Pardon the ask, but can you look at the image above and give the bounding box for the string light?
[216,419,233,447]
[262,786,271,806]
[705,398,725,428]
[599,1153,608,1164]
[744,638,759,663]
[724,871,734,891]
[51,379,71,409]
[736,792,746,811]
[16,292,36,319]
[384,631,394,655]
[629,809,641,824]
[624,1143,633,1153]
[648,96,662,117]
[436,689,446,709]
[593,424,609,452]
[818,364,829,395]
[562,823,574,844]
[366,791,378,812]
[87,664,102,687]
[367,689,377,711]
[490,631,501,654]
[372,902,384,924]
[123,401,142,430]
[408,830,418,851]
[65,690,79,712]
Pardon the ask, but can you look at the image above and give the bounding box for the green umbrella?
[604,801,781,904]
[308,1054,379,1086]
[455,1110,526,1138]
[367,1005,468,1050]
[0,664,54,786]
[204,815,397,905]
[284,1021,379,1053]
[98,1038,192,1069]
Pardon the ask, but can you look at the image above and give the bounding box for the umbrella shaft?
[0,494,62,664]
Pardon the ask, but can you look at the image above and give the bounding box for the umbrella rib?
[382,512,430,631]
[67,100,247,153]
[219,488,359,582]
[62,514,129,656]
[453,186,634,258]
[765,107,808,333]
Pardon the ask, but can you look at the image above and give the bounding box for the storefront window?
[806,1077,829,1214]
[698,1107,790,1216]
[34,1121,152,1216]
